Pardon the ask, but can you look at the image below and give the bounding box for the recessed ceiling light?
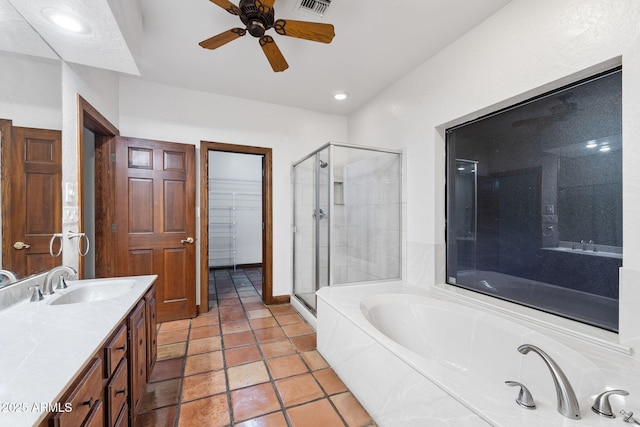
[586,141,598,148]
[42,8,92,34]
[333,92,349,101]
[599,146,611,152]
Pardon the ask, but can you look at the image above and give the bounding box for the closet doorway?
[199,142,276,313]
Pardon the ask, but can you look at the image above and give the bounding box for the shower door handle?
[312,208,326,220]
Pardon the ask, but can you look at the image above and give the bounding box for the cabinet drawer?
[51,357,104,427]
[106,359,128,426]
[104,324,127,377]
[83,400,104,427]
[113,403,128,427]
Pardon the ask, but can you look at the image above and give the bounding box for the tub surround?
[317,282,640,426]
[0,275,156,426]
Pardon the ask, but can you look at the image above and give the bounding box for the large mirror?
[0,0,62,285]
[446,67,622,331]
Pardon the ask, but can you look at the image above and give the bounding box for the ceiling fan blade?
[208,0,241,15]
[199,28,247,50]
[274,19,335,43]
[260,36,289,72]
[511,116,550,128]
[259,0,276,7]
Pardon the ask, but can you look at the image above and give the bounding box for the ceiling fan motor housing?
[239,0,275,37]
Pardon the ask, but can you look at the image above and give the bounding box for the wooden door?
[115,137,196,322]
[2,123,62,277]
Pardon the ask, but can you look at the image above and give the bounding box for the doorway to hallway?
[200,141,280,313]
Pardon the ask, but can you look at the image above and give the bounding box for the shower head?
[319,160,328,168]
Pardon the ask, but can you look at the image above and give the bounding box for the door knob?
[181,237,194,244]
[13,241,31,250]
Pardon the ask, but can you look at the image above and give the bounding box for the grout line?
[148,268,375,427]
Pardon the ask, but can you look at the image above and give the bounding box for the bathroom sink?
[47,280,136,305]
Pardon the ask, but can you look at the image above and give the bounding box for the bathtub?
[316,281,640,426]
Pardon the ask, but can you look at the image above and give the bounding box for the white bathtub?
[317,281,640,426]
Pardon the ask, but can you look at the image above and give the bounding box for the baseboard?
[268,295,291,305]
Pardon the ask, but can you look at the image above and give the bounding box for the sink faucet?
[0,269,18,286]
[518,344,581,419]
[43,266,77,295]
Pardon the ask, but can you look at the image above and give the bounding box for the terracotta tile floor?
[136,268,377,427]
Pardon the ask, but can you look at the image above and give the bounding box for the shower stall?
[292,143,403,315]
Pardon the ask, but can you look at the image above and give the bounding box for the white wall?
[0,53,61,129]
[0,52,62,267]
[61,62,120,270]
[118,77,348,297]
[208,151,263,267]
[348,0,640,353]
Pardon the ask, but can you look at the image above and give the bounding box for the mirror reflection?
[446,67,622,331]
[0,0,62,285]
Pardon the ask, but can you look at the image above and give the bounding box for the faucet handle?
[55,275,68,290]
[29,285,43,302]
[621,410,640,425]
[505,381,536,409]
[592,389,630,418]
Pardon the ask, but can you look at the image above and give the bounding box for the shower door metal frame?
[455,158,478,272]
[292,147,331,313]
[292,142,403,313]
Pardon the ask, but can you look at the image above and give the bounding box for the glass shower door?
[293,148,330,313]
[316,148,330,296]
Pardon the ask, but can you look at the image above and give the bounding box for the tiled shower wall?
[335,152,402,284]
[293,147,402,298]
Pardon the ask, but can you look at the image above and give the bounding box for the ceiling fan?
[511,95,578,128]
[200,0,336,72]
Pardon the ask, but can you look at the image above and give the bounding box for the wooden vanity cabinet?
[128,300,147,424]
[104,325,128,426]
[50,357,104,427]
[41,283,157,427]
[145,286,157,382]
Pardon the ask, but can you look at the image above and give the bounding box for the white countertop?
[0,275,156,427]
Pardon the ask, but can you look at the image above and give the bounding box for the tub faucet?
[518,344,581,420]
[43,266,77,295]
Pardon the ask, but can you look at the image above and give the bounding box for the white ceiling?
[3,0,513,115]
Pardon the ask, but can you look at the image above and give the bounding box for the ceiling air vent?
[296,0,331,17]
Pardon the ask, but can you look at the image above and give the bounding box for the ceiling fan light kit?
[201,0,335,72]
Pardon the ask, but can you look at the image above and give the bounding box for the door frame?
[200,141,281,310]
[77,95,120,279]
[0,118,12,267]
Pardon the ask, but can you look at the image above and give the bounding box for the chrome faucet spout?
[0,269,18,285]
[43,266,77,295]
[518,344,581,419]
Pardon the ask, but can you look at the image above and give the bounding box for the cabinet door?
[82,400,104,427]
[127,300,146,422]
[145,286,157,382]
[106,359,128,427]
[51,357,104,427]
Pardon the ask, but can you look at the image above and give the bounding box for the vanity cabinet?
[50,357,104,427]
[128,300,147,424]
[39,283,156,427]
[145,287,157,382]
[104,325,128,426]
